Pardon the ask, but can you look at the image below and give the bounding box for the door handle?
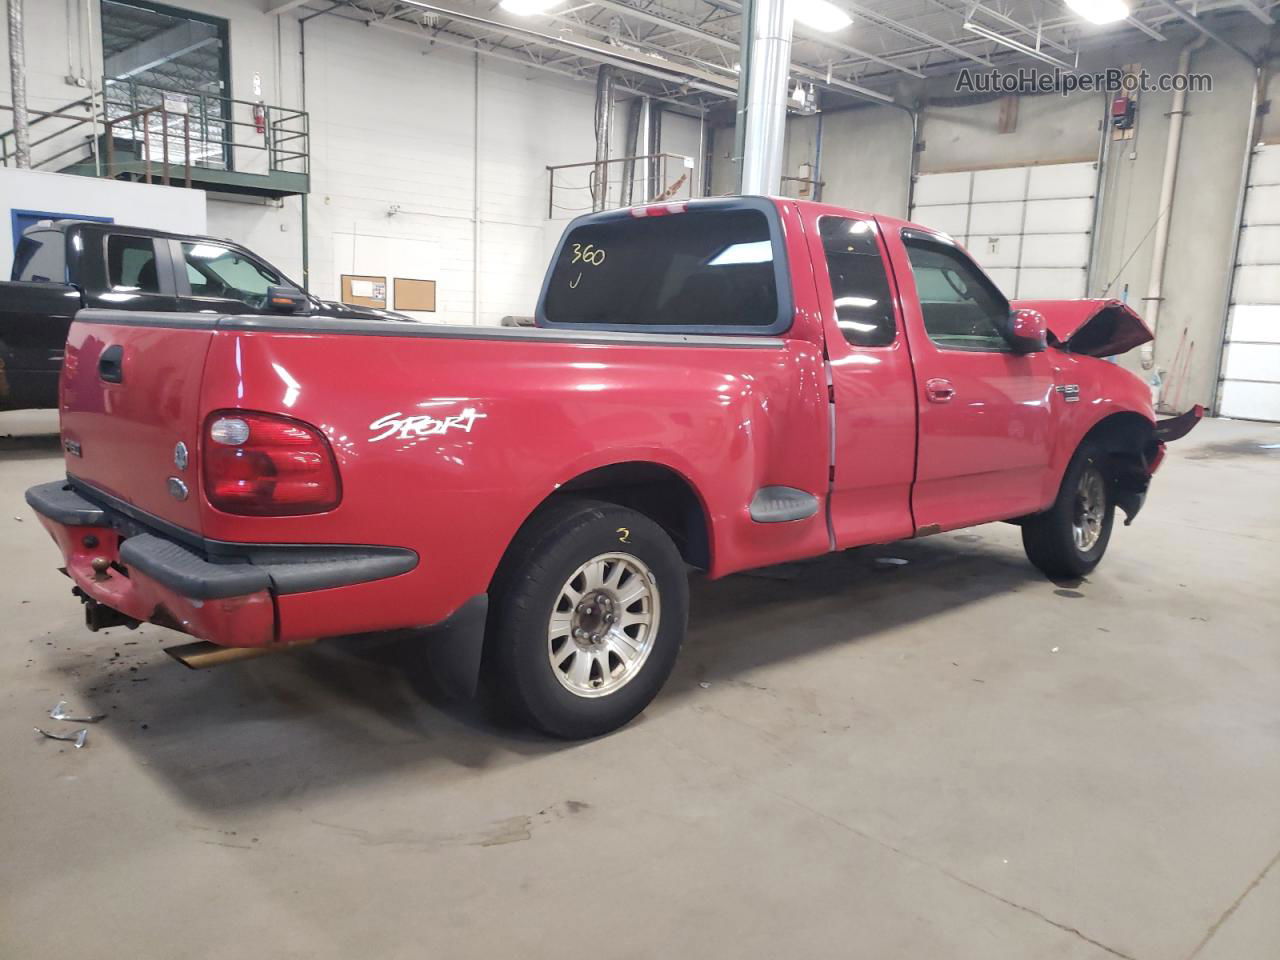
[98,345,124,384]
[926,378,955,403]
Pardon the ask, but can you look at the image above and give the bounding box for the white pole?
[1141,36,1207,369]
[739,0,792,195]
[8,0,31,168]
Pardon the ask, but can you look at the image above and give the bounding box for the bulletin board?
[340,274,387,309]
[394,278,437,312]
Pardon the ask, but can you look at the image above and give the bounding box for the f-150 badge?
[369,407,487,443]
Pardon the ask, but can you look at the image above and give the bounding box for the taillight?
[203,410,341,516]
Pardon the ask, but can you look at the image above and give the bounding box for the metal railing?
[104,106,193,187]
[547,153,696,218]
[0,95,98,170]
[1,79,308,189]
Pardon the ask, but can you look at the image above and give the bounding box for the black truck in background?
[1,220,407,411]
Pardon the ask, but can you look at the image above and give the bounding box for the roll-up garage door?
[910,161,1096,300]
[1219,143,1280,422]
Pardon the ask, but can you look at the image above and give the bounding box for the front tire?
[1022,442,1115,579]
[486,499,688,739]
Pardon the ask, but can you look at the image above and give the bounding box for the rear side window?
[903,235,1010,352]
[106,235,161,293]
[819,217,896,347]
[542,208,783,331]
[12,231,66,282]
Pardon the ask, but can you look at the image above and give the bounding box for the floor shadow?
[52,530,1046,813]
[0,434,63,462]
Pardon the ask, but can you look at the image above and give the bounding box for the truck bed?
[56,308,832,641]
[0,282,79,410]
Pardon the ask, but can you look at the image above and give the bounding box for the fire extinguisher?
[253,101,266,137]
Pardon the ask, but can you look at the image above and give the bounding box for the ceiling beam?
[389,0,738,94]
[104,20,220,80]
[705,0,925,77]
[965,2,1074,55]
[377,19,705,109]
[1150,0,1259,63]
[264,0,311,13]
[1231,0,1275,24]
[1124,14,1167,41]
[840,1,991,67]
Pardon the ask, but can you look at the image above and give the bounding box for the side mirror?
[267,284,308,314]
[1008,308,1047,354]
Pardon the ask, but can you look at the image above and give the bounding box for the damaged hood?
[1011,298,1153,358]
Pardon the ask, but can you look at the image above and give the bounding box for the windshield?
[542,207,783,332]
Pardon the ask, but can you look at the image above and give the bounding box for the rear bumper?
[26,480,418,648]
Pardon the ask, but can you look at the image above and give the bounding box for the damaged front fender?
[1112,404,1204,526]
[1154,404,1205,445]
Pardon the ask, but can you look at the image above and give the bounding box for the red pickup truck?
[27,197,1200,738]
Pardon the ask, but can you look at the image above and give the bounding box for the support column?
[7,0,31,168]
[737,0,792,195]
[591,65,616,212]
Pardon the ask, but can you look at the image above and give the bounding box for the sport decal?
[369,407,487,443]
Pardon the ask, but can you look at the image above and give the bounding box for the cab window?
[903,234,1010,352]
[543,207,783,332]
[181,241,279,307]
[819,217,895,347]
[106,235,161,293]
[12,230,66,282]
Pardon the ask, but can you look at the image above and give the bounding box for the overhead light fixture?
[793,0,852,33]
[499,0,561,15]
[1065,0,1130,25]
[963,20,1076,69]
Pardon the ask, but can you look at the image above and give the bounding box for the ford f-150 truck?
[1,220,406,411]
[26,197,1201,738]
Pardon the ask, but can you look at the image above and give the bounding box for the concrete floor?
[1,409,1278,960]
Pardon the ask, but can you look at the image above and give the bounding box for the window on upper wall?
[819,217,896,347]
[902,233,1011,352]
[100,1,232,170]
[106,235,160,293]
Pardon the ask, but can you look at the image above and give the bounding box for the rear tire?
[1022,442,1115,580]
[486,499,687,739]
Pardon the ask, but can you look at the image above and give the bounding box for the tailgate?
[60,312,215,531]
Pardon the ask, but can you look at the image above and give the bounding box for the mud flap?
[422,594,489,700]
[1154,403,1205,443]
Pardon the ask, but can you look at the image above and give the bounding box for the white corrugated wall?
[1219,143,1280,421]
[910,161,1096,300]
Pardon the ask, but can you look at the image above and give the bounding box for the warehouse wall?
[785,105,914,217]
[199,4,607,324]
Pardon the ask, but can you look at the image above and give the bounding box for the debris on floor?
[49,700,106,723]
[35,727,88,749]
[874,557,910,569]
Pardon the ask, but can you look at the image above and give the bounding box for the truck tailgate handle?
[98,345,124,384]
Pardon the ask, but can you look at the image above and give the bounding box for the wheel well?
[548,462,711,570]
[1082,412,1159,467]
[1080,412,1159,523]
